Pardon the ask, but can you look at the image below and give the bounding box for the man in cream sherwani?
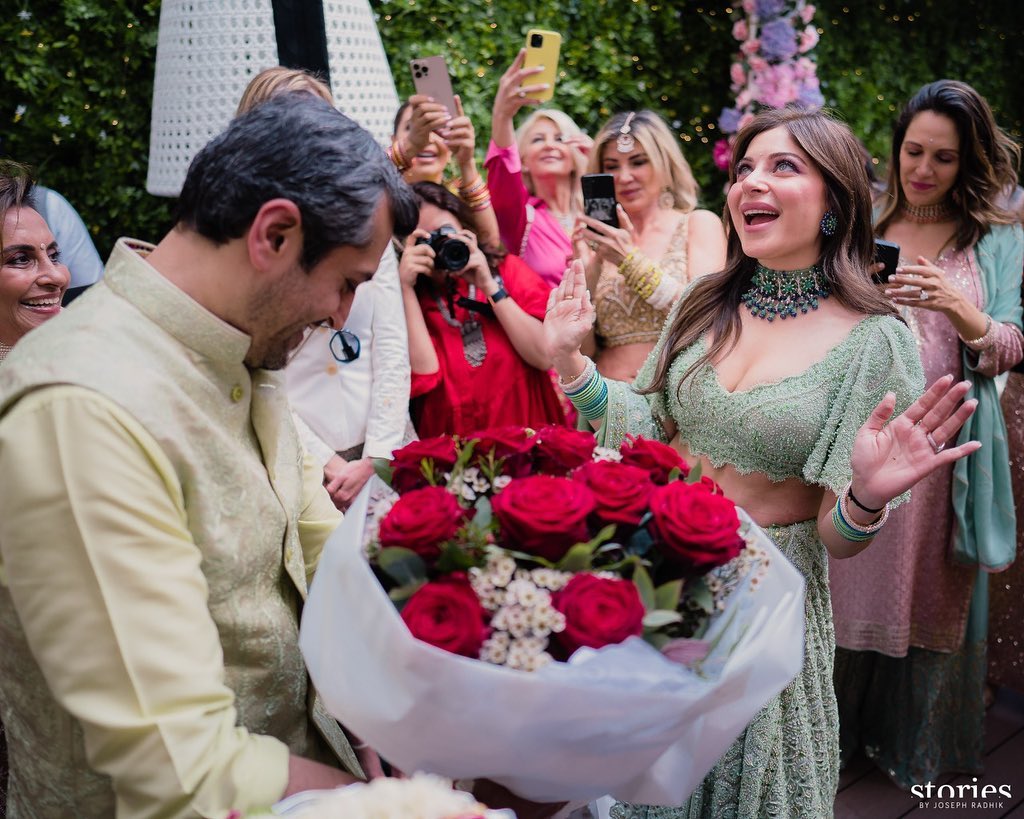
[0,94,417,818]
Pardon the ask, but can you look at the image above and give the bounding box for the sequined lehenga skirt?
[611,519,840,819]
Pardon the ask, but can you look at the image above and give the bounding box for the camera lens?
[530,33,543,47]
[436,237,470,272]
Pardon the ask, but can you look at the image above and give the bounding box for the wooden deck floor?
[835,688,1024,818]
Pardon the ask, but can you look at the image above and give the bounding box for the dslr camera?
[415,225,470,272]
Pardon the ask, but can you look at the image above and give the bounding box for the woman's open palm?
[850,375,980,508]
[544,262,595,361]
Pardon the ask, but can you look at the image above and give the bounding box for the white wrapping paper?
[300,488,806,806]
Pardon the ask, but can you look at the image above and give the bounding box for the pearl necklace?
[742,264,831,321]
[900,200,955,224]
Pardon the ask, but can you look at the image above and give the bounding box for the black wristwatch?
[488,275,510,306]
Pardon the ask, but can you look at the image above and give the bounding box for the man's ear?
[247,199,303,272]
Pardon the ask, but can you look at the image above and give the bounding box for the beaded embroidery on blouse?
[594,213,689,348]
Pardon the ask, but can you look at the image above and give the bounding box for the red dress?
[411,255,568,437]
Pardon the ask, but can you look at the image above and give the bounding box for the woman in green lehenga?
[543,108,983,817]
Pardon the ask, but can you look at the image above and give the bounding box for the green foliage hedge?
[1,0,1021,258]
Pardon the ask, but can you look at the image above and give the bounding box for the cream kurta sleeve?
[0,386,290,818]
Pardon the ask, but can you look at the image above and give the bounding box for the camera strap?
[437,284,488,367]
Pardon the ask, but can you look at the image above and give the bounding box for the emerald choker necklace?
[742,264,831,321]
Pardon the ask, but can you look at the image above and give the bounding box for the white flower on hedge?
[17,9,31,20]
[58,114,71,127]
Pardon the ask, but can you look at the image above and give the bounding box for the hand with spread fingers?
[574,206,639,268]
[848,374,981,510]
[444,95,477,170]
[544,261,596,366]
[884,255,964,313]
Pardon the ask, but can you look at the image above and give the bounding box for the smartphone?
[872,238,900,283]
[582,173,619,229]
[523,29,562,103]
[409,56,458,117]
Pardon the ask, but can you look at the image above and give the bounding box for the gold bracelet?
[960,315,994,350]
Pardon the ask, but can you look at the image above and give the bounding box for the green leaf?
[632,563,656,612]
[372,458,394,487]
[685,461,703,484]
[556,542,595,573]
[473,495,493,528]
[655,579,683,611]
[388,580,425,609]
[376,547,427,587]
[686,577,714,614]
[435,541,480,573]
[643,609,684,629]
[453,440,477,473]
[627,526,654,557]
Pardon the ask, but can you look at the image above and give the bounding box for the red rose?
[620,436,689,485]
[378,486,469,563]
[552,573,645,655]
[532,425,596,476]
[467,426,536,477]
[390,436,458,494]
[648,481,744,574]
[401,577,489,658]
[573,461,654,526]
[693,475,725,495]
[491,475,596,562]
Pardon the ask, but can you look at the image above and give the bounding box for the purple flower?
[718,106,743,134]
[796,82,825,108]
[755,0,786,19]
[759,18,798,61]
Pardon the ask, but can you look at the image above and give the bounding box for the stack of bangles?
[619,250,678,311]
[458,175,492,212]
[831,482,890,542]
[388,138,410,173]
[558,356,608,421]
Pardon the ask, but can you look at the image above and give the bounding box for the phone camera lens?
[530,33,543,47]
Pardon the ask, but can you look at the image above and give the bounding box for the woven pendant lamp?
[146,0,399,197]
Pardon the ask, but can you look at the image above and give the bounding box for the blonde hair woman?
[235,66,333,115]
[486,49,592,287]
[576,110,727,382]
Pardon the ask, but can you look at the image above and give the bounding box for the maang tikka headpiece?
[616,112,637,153]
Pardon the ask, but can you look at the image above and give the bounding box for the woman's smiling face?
[727,125,829,270]
[1,207,69,346]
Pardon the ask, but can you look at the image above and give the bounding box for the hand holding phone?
[409,56,458,118]
[581,174,619,229]
[523,29,562,103]
[872,238,900,284]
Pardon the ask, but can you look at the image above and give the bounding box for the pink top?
[485,139,572,288]
[829,246,1024,656]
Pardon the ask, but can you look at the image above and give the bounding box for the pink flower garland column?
[713,0,824,171]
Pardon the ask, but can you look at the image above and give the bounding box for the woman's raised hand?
[398,230,435,289]
[493,49,548,122]
[403,94,451,157]
[849,374,981,509]
[575,205,640,268]
[544,261,595,368]
[445,95,477,168]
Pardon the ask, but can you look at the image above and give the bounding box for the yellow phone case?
[523,29,562,103]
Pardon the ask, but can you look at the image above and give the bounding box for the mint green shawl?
[953,222,1023,571]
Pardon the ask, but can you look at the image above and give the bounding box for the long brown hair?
[875,79,1021,250]
[641,107,900,397]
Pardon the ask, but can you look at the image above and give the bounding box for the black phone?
[581,173,619,229]
[872,238,900,283]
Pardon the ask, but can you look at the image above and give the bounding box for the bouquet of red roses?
[369,426,757,672]
[300,427,805,807]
